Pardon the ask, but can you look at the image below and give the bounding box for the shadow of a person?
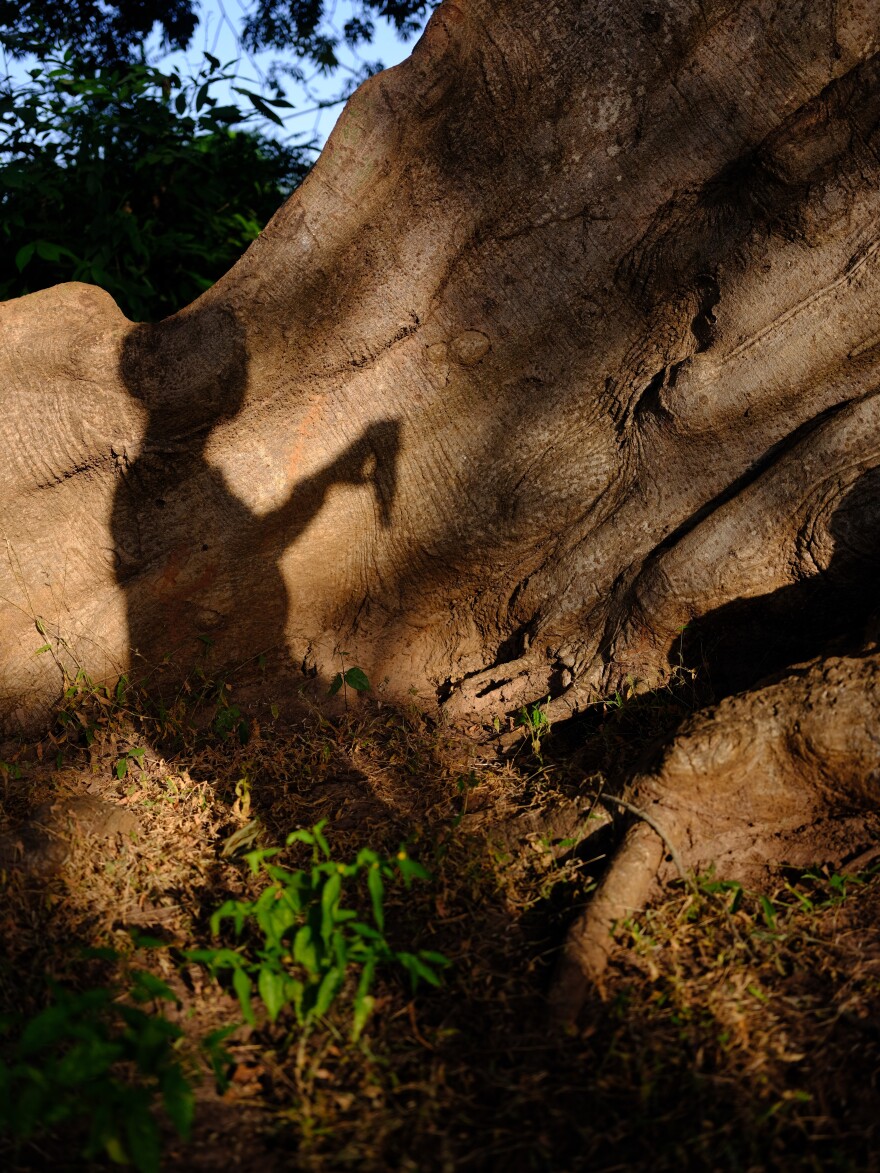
[113,306,401,688]
[675,466,880,697]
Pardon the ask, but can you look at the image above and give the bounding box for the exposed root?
[552,650,880,1027]
[551,821,664,1023]
[602,795,691,884]
[442,653,555,722]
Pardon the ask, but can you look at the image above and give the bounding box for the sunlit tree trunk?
[3,0,880,1007]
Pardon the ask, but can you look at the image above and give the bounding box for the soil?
[1,673,879,1172]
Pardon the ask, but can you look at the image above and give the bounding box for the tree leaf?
[258,965,287,1022]
[344,666,371,691]
[35,239,75,262]
[15,242,35,272]
[208,105,244,123]
[233,87,286,127]
[232,967,255,1024]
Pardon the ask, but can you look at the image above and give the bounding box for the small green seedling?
[453,771,480,827]
[328,650,370,709]
[328,665,371,695]
[328,665,371,701]
[213,695,250,744]
[115,746,146,780]
[759,895,778,931]
[698,875,744,914]
[516,698,550,757]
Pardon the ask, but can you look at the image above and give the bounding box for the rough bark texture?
[3,1,880,1004]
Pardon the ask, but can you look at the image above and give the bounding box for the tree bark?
[3,1,880,1001]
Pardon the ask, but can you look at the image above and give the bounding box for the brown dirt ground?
[1,671,879,1172]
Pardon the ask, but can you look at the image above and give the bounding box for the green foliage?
[452,770,480,827]
[116,744,146,779]
[328,664,371,697]
[241,0,436,63]
[516,697,550,757]
[0,1,198,67]
[0,2,436,71]
[188,821,449,1040]
[50,666,143,756]
[0,758,23,782]
[696,863,878,927]
[0,50,308,320]
[0,972,193,1173]
[213,699,251,745]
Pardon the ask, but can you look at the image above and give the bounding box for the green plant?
[516,697,550,756]
[0,1,434,74]
[213,698,251,744]
[0,758,22,782]
[0,971,193,1173]
[788,866,872,909]
[115,744,145,780]
[189,821,449,1040]
[328,653,371,708]
[452,770,480,827]
[604,676,638,711]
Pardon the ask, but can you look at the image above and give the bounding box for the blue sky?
[0,2,429,154]
[153,1,429,151]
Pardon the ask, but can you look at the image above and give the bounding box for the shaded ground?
[1,667,878,1171]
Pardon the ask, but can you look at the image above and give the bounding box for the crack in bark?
[34,452,116,492]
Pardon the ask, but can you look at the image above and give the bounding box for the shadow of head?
[675,466,880,696]
[120,303,248,439]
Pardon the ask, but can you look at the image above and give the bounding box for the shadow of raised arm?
[260,418,402,546]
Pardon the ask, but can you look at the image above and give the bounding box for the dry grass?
[1,671,879,1172]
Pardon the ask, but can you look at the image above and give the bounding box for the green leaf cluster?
[240,0,435,66]
[0,1,199,68]
[516,697,550,756]
[0,50,309,320]
[189,821,449,1040]
[0,972,192,1173]
[0,2,436,72]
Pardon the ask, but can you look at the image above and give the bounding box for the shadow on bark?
[113,305,401,690]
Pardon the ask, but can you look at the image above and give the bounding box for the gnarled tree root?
[551,649,880,1027]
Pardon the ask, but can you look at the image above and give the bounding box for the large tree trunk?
[3,0,880,1006]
